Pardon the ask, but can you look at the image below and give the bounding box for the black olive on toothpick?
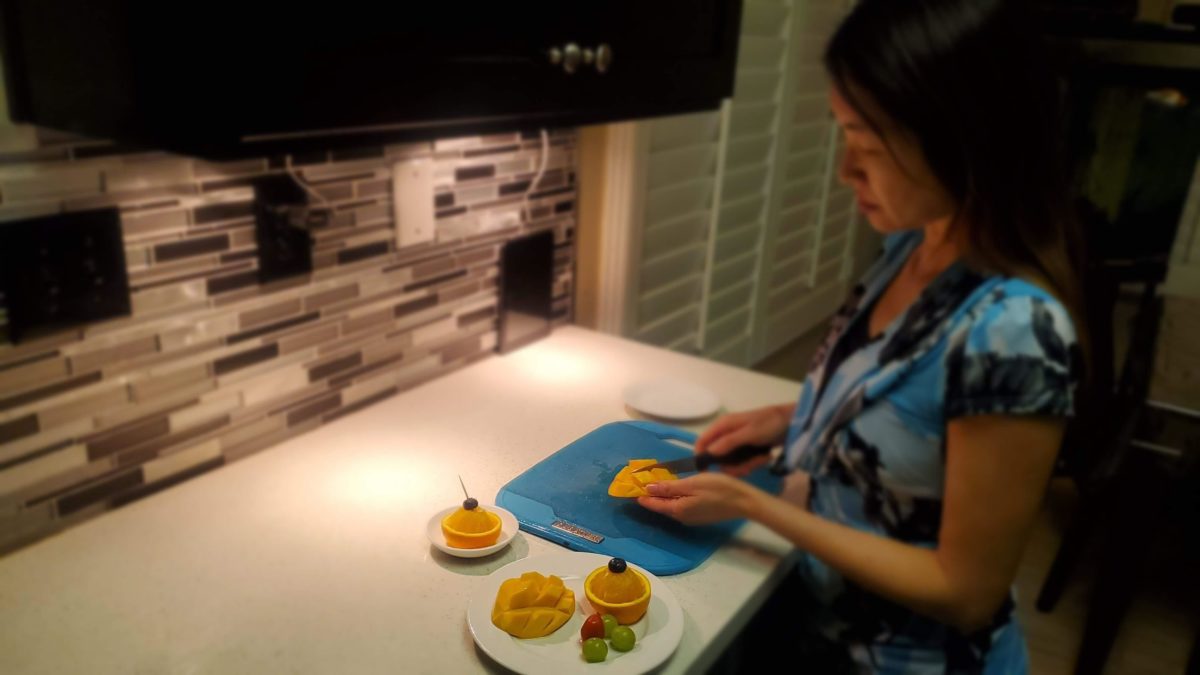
[458,475,478,510]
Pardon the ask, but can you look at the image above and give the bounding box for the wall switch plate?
[393,159,435,248]
[0,207,131,343]
[253,175,316,284]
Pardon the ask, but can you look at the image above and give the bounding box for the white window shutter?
[630,112,722,352]
[621,0,862,363]
[699,0,792,367]
[756,0,852,358]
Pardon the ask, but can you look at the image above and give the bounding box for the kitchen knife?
[631,444,774,475]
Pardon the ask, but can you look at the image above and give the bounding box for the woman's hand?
[636,473,764,525]
[694,404,794,476]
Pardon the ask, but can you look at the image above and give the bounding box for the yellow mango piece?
[584,564,651,625]
[531,574,564,607]
[445,506,494,533]
[607,459,679,498]
[590,568,644,604]
[441,506,501,548]
[492,572,576,638]
[505,572,545,610]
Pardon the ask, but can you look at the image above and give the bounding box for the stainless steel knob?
[582,48,595,66]
[563,43,581,74]
[548,47,563,66]
[596,43,613,74]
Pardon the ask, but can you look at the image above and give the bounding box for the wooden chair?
[1035,265,1162,613]
[1035,275,1200,673]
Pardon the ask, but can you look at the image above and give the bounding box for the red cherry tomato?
[580,613,605,641]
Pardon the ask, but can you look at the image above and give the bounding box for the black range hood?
[0,1,743,158]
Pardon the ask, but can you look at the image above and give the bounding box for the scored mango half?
[607,459,679,498]
[491,571,576,639]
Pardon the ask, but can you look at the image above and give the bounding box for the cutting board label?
[552,519,604,543]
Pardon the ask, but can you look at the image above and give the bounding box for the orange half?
[441,508,501,549]
[584,566,651,625]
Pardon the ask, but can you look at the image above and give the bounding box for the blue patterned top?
[774,231,1079,674]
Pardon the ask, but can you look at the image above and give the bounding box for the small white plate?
[468,552,684,675]
[622,378,720,421]
[427,504,519,558]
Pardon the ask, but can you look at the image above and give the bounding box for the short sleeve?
[944,291,1079,419]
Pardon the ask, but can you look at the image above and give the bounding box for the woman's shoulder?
[942,276,1079,419]
[966,278,1077,354]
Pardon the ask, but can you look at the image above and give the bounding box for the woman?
[637,1,1083,673]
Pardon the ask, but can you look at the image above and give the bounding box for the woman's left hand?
[636,473,762,525]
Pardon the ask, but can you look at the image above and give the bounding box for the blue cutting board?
[496,420,781,576]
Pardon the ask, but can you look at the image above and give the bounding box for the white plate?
[467,552,684,675]
[622,378,720,421]
[427,504,519,558]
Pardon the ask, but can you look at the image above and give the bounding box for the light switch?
[393,159,435,248]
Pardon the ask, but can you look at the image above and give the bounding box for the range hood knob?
[563,43,582,74]
[548,47,563,66]
[582,47,596,66]
[596,44,613,74]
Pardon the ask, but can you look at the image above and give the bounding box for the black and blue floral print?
[775,231,1078,674]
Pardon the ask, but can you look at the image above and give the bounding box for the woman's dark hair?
[825,0,1086,342]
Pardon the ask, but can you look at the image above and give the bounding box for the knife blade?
[631,443,774,475]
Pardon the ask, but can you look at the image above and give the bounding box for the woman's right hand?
[694,404,794,477]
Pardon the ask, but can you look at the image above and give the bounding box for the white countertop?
[0,327,802,675]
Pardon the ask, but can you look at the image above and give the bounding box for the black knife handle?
[694,444,774,471]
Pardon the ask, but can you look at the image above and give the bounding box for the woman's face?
[830,87,956,234]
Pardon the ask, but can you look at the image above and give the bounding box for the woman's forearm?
[743,490,980,631]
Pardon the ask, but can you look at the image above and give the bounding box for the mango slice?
[444,506,494,534]
[441,505,501,548]
[607,459,679,498]
[588,567,644,604]
[492,571,576,639]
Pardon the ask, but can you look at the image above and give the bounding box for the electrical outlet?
[253,175,317,284]
[393,159,435,248]
[0,207,130,343]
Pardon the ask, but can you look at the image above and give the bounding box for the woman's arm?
[696,403,796,452]
[639,414,1061,632]
[693,403,798,477]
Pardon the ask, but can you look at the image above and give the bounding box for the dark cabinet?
[0,1,741,158]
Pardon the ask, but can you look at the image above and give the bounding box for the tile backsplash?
[0,129,576,552]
